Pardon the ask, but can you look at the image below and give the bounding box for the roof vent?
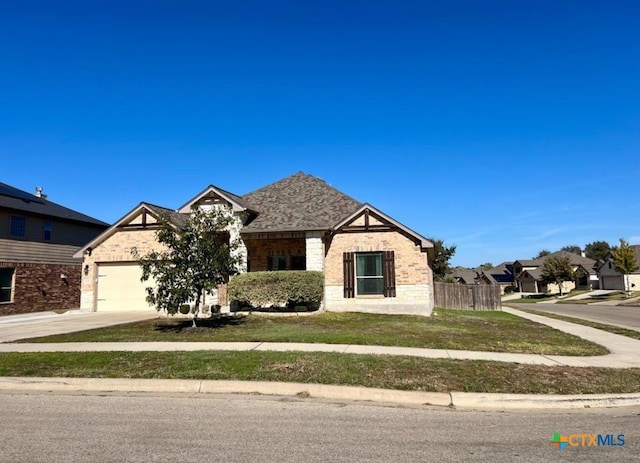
[35,186,47,199]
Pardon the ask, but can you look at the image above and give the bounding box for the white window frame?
[0,268,15,304]
[355,252,384,296]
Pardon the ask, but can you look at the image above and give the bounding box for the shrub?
[228,271,323,309]
[504,285,516,294]
[179,304,191,315]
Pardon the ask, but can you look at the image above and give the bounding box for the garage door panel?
[97,263,156,312]
[601,276,624,291]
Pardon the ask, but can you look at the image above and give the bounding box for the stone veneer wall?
[323,231,434,316]
[305,231,325,271]
[0,261,81,315]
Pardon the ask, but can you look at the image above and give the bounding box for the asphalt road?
[510,303,640,332]
[1,393,638,463]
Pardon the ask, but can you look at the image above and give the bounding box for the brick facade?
[324,231,434,315]
[245,237,306,272]
[0,261,81,315]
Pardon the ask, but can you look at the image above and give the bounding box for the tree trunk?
[625,274,631,296]
[192,288,202,328]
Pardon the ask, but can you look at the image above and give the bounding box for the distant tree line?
[533,240,613,261]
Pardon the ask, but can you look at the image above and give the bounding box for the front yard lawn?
[18,309,607,356]
[0,351,637,394]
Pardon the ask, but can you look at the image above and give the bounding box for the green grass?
[17,310,607,356]
[0,351,637,394]
[518,308,640,341]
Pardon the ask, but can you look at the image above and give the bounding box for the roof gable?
[73,202,187,258]
[241,172,362,233]
[333,203,433,253]
[178,184,254,213]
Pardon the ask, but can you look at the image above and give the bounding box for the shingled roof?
[0,182,108,227]
[241,172,362,233]
[515,251,597,271]
[145,203,189,228]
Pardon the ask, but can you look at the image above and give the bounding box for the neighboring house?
[74,172,435,316]
[0,183,108,315]
[476,262,515,294]
[513,251,598,294]
[449,266,480,285]
[448,263,515,294]
[597,245,640,291]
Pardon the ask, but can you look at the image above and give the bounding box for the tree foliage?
[428,238,456,281]
[479,262,493,270]
[541,256,575,296]
[133,207,242,326]
[534,249,551,259]
[612,239,639,295]
[584,240,611,261]
[560,245,582,255]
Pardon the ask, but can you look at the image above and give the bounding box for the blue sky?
[2,1,639,267]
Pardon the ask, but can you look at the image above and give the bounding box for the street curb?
[450,392,640,409]
[1,377,640,409]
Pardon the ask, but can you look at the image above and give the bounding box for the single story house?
[597,245,640,291]
[449,266,480,285]
[0,182,108,315]
[475,262,515,294]
[74,172,435,316]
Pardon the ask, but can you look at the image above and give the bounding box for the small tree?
[560,245,582,255]
[541,256,574,296]
[133,207,242,327]
[612,239,639,296]
[584,240,611,261]
[534,249,551,259]
[428,238,456,281]
[479,262,493,270]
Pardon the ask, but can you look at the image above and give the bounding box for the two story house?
[513,251,598,294]
[0,183,108,315]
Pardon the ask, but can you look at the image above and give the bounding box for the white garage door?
[96,263,155,312]
[601,276,624,291]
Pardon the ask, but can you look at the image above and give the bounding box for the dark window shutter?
[343,252,355,298]
[383,251,396,297]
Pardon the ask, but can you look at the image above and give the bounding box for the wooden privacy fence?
[434,282,502,311]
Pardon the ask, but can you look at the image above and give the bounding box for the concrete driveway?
[512,302,640,332]
[0,310,159,343]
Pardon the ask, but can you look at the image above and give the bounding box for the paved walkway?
[1,307,639,368]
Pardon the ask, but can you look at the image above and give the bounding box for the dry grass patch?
[0,351,638,394]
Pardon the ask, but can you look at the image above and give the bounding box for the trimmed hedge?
[228,271,324,310]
